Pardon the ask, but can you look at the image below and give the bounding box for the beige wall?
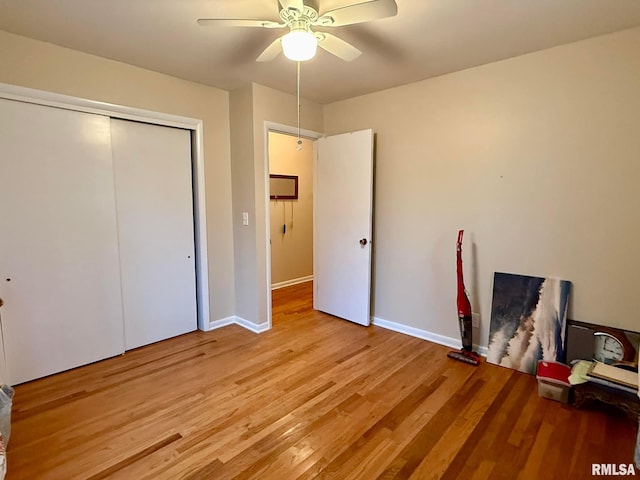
[0,30,235,321]
[6,23,638,350]
[269,132,314,286]
[230,82,323,326]
[252,84,323,325]
[229,84,258,323]
[323,27,640,347]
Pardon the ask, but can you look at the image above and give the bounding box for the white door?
[110,119,197,350]
[0,99,125,385]
[314,129,374,326]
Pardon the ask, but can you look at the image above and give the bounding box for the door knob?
[359,238,368,246]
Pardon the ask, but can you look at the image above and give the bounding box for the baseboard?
[207,316,270,334]
[372,316,488,357]
[235,317,270,334]
[271,275,313,290]
[206,316,236,331]
[207,313,487,352]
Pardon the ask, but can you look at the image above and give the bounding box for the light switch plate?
[242,212,249,226]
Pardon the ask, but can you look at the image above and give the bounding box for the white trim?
[235,317,270,334]
[313,139,319,313]
[263,122,323,332]
[265,121,321,141]
[372,316,488,357]
[0,82,211,331]
[206,316,236,332]
[0,83,198,129]
[271,275,313,290]
[191,122,211,332]
[207,316,269,334]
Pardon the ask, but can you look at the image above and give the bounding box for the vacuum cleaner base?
[447,349,480,366]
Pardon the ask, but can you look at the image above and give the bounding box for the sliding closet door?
[110,119,197,350]
[0,99,125,385]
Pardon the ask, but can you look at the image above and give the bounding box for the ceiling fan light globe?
[282,30,317,61]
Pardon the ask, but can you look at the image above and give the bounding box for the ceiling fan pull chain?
[296,60,302,151]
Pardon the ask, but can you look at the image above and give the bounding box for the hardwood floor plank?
[335,344,372,364]
[180,459,225,480]
[471,374,541,478]
[342,363,492,480]
[469,459,496,480]
[407,367,516,479]
[11,389,92,422]
[517,416,555,480]
[315,375,448,479]
[439,372,519,480]
[6,281,638,479]
[86,433,182,480]
[293,354,448,479]
[379,377,487,479]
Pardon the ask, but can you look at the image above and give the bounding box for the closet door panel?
[0,99,125,385]
[110,119,197,350]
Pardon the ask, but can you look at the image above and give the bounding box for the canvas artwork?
[487,272,571,375]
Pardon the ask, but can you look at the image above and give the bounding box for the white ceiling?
[2,0,640,104]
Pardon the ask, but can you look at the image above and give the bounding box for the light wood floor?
[7,281,638,479]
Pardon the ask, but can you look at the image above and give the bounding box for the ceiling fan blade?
[256,38,283,62]
[197,18,284,28]
[279,0,305,13]
[317,32,361,62]
[317,0,398,27]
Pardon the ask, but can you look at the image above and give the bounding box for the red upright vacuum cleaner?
[447,230,481,366]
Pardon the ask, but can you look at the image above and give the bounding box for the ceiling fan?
[197,0,398,62]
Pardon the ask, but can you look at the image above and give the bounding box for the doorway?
[268,131,315,326]
[264,125,375,330]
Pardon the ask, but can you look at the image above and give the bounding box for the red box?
[536,360,572,403]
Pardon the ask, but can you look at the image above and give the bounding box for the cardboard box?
[536,360,572,403]
[537,379,570,403]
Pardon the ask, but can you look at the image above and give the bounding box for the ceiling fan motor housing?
[289,19,312,33]
[280,5,320,26]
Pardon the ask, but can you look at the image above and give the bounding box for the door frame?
[263,121,322,329]
[0,82,211,331]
